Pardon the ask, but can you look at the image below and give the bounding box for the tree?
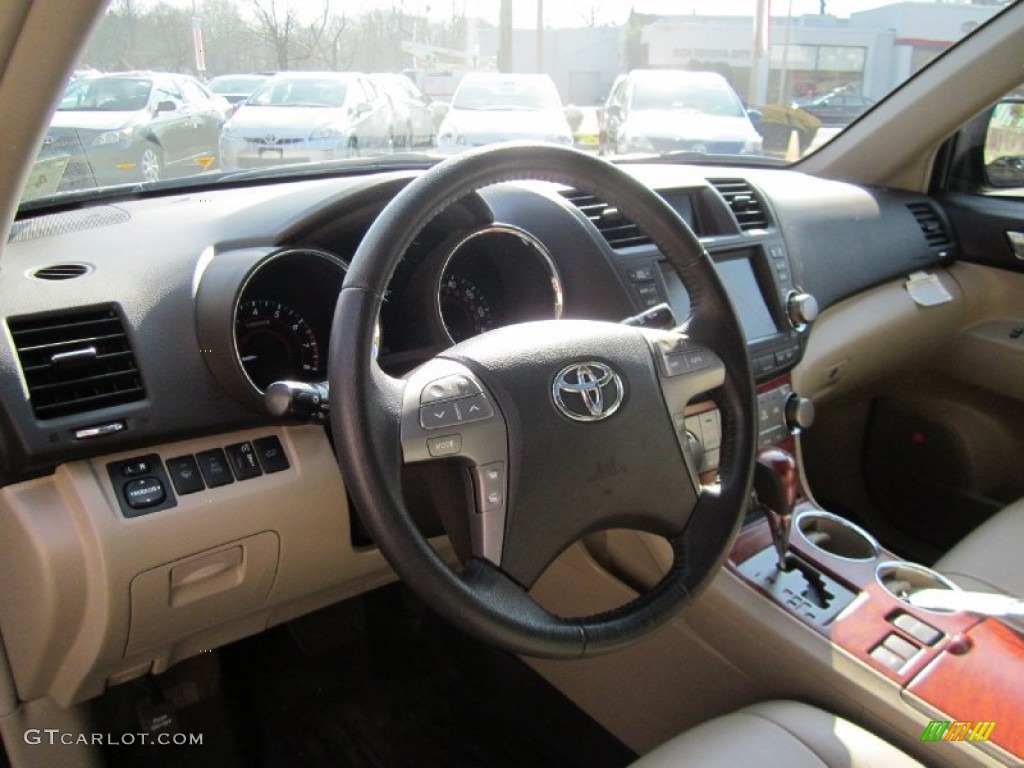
[149,3,193,73]
[249,0,302,70]
[310,9,353,71]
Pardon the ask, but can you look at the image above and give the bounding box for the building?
[469,2,1002,108]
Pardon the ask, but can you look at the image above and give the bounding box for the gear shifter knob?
[754,447,799,571]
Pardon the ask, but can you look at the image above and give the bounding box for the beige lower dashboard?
[0,425,413,708]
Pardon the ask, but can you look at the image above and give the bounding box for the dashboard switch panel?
[166,455,205,495]
[225,442,263,480]
[106,454,178,518]
[196,448,234,488]
[253,436,289,473]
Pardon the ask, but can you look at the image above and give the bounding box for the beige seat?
[934,497,1024,595]
[631,700,922,768]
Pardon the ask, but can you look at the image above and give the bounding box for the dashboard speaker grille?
[8,306,145,420]
[561,190,653,249]
[906,202,953,253]
[708,178,770,231]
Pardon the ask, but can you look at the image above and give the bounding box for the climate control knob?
[785,394,815,434]
[787,291,819,331]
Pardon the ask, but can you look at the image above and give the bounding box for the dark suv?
[32,72,227,194]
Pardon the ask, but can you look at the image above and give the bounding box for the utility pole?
[536,0,543,73]
[749,0,770,105]
[498,0,513,72]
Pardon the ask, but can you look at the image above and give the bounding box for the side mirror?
[747,108,763,125]
[985,100,1024,187]
[155,100,178,114]
[606,104,623,120]
[354,102,373,116]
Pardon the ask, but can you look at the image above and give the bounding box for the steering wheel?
[330,144,756,658]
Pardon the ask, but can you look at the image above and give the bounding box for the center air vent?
[561,190,652,249]
[708,179,770,231]
[8,306,145,420]
[32,263,92,281]
[906,202,953,254]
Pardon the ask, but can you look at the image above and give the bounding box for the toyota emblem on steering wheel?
[552,362,624,422]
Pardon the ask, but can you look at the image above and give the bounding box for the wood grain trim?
[907,620,1024,758]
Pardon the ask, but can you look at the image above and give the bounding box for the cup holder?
[875,561,961,614]
[795,511,880,561]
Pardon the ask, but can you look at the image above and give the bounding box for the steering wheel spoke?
[400,358,510,566]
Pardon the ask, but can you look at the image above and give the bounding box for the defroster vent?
[561,190,653,249]
[8,306,145,420]
[708,179,770,231]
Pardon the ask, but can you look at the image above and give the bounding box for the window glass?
[16,1,1018,209]
[58,77,152,112]
[179,79,209,105]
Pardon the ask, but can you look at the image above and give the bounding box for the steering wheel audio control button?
[420,401,462,429]
[420,374,481,404]
[427,434,463,457]
[475,462,505,513]
[459,394,494,423]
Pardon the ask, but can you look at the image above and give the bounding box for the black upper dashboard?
[0,162,955,485]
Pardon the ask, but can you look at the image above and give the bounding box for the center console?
[730,469,1024,763]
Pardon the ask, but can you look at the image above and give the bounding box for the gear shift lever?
[754,447,799,571]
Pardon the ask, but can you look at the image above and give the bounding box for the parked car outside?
[370,73,436,149]
[437,72,574,151]
[796,86,877,124]
[35,71,226,191]
[601,69,763,156]
[207,73,271,118]
[219,72,393,170]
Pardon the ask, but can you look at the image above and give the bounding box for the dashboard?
[0,161,955,707]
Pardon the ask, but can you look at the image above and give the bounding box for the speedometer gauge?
[439,274,495,343]
[235,299,322,391]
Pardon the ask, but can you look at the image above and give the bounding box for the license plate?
[258,147,283,159]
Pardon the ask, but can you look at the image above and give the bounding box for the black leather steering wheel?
[330,144,756,658]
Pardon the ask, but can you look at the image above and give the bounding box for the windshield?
[58,77,152,112]
[247,78,348,108]
[19,0,1013,210]
[631,78,746,117]
[453,77,560,111]
[209,76,267,95]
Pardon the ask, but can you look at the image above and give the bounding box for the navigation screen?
[660,255,777,341]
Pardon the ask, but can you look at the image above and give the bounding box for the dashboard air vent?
[561,190,652,249]
[708,179,770,231]
[8,306,145,420]
[907,202,953,253]
[32,263,91,281]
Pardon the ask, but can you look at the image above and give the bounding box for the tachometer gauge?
[235,299,322,390]
[439,273,495,343]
